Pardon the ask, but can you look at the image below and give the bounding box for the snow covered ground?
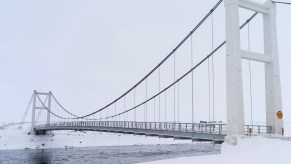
[143,122,291,164]
[143,136,291,164]
[1,122,291,164]
[0,123,193,150]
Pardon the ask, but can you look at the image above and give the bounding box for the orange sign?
[277,111,283,119]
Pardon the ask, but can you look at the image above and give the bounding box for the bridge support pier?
[224,0,283,143]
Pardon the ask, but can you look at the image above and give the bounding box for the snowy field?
[0,123,194,150]
[0,122,291,164]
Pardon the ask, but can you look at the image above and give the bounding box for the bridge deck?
[34,121,271,143]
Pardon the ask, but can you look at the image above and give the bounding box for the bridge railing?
[35,121,271,135]
[245,125,272,134]
[35,121,228,135]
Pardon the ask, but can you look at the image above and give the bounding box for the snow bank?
[143,136,291,164]
[141,122,291,163]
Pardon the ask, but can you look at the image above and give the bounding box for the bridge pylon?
[225,0,283,143]
[30,90,52,135]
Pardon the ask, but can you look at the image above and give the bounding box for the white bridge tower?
[30,91,52,134]
[225,0,284,140]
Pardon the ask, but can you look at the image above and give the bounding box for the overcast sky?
[1,0,290,125]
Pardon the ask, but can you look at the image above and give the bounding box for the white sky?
[0,0,290,125]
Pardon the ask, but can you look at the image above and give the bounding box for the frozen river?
[0,143,220,164]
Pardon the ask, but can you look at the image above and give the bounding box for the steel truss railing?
[34,121,271,136]
[36,121,227,135]
[245,124,272,134]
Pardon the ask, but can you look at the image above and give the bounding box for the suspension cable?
[211,11,215,121]
[207,12,213,122]
[99,41,225,120]
[165,91,167,122]
[191,35,194,124]
[19,93,34,129]
[174,52,176,122]
[41,12,259,121]
[159,67,161,123]
[115,102,117,121]
[208,44,211,122]
[36,95,49,122]
[119,105,121,121]
[107,107,108,121]
[36,92,68,119]
[134,88,136,122]
[154,98,156,122]
[146,78,148,122]
[178,81,180,123]
[48,0,224,119]
[95,12,258,121]
[272,1,291,5]
[124,96,126,121]
[51,93,79,118]
[248,22,254,127]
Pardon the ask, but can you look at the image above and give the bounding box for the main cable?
[36,92,69,119]
[272,1,291,5]
[19,93,34,129]
[94,12,258,121]
[36,96,49,122]
[44,12,258,121]
[51,93,79,117]
[49,0,224,119]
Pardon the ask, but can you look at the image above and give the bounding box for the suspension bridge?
[22,0,284,144]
